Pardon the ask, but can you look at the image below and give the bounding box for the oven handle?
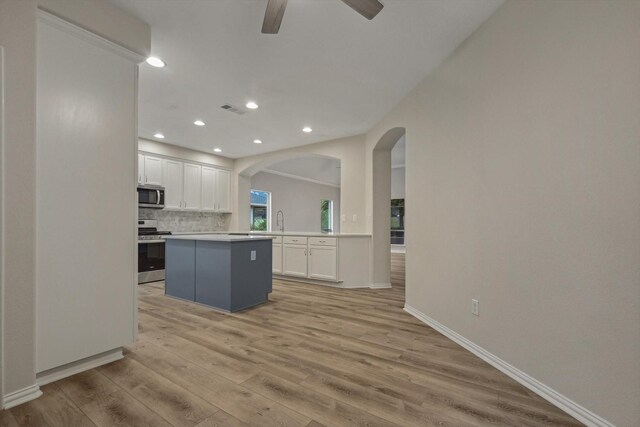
[138,240,166,244]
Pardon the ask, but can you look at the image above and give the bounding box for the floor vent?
[220,104,245,115]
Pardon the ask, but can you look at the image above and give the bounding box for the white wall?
[251,171,340,233]
[366,1,640,425]
[391,167,405,199]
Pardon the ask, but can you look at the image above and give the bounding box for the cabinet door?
[308,246,337,281]
[283,244,307,277]
[272,243,283,274]
[163,159,183,209]
[143,155,163,186]
[216,169,230,212]
[183,163,202,211]
[201,166,216,211]
[137,153,144,185]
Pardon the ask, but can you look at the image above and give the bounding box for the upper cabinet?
[143,155,163,186]
[151,153,232,213]
[183,163,202,211]
[163,159,184,209]
[216,169,231,212]
[137,153,145,185]
[201,166,217,211]
[202,166,231,212]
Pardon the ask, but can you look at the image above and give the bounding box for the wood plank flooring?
[2,254,583,426]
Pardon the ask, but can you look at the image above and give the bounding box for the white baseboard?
[3,384,42,409]
[403,304,613,427]
[369,282,392,289]
[36,348,123,386]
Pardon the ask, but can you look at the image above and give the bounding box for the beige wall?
[0,0,38,397]
[251,171,341,233]
[232,135,366,233]
[139,138,234,170]
[0,0,149,402]
[367,1,640,424]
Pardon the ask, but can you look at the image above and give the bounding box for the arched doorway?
[371,127,406,289]
[235,153,342,232]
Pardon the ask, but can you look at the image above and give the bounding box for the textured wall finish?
[139,209,229,233]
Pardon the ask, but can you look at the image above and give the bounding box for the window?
[321,199,333,232]
[250,190,270,231]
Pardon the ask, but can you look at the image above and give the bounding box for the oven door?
[138,240,166,283]
[138,186,165,209]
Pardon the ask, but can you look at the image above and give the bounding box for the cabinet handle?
[145,175,148,183]
[319,240,325,243]
[309,249,312,255]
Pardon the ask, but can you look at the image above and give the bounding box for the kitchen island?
[164,234,273,312]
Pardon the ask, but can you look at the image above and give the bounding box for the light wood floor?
[1,254,582,426]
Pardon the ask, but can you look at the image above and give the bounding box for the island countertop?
[164,234,275,242]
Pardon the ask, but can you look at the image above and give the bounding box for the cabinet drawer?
[271,236,283,244]
[283,236,307,245]
[309,237,336,247]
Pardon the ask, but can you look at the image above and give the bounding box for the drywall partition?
[251,171,341,233]
[233,134,366,233]
[366,1,640,425]
[0,0,39,407]
[0,0,149,407]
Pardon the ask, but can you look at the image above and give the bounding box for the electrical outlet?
[250,250,256,261]
[472,299,479,316]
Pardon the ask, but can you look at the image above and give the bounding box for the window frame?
[250,189,271,231]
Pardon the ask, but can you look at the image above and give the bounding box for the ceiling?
[110,0,503,158]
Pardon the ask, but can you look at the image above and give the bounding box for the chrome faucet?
[276,210,285,232]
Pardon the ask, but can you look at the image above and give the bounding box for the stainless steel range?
[138,219,171,284]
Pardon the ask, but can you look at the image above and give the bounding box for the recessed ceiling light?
[194,120,205,126]
[213,148,222,153]
[154,133,165,139]
[246,101,259,110]
[146,57,165,68]
[253,139,262,144]
[302,126,312,133]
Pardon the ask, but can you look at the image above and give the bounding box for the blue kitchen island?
[163,234,273,312]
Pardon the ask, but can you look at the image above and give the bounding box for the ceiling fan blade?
[341,0,384,20]
[262,0,288,34]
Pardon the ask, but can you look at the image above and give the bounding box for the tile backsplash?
[139,209,229,233]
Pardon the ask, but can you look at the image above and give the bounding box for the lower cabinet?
[272,242,282,274]
[283,244,308,277]
[275,235,338,282]
[308,245,337,281]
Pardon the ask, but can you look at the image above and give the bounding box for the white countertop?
[164,234,274,242]
[171,231,371,237]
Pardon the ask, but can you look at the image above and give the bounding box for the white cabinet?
[283,244,308,277]
[201,166,216,211]
[216,169,231,212]
[143,155,163,186]
[163,159,183,209]
[308,245,337,280]
[143,152,232,213]
[272,242,283,274]
[137,153,144,185]
[183,163,201,211]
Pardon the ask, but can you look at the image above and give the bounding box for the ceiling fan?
[262,0,384,34]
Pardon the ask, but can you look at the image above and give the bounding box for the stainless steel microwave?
[137,185,165,209]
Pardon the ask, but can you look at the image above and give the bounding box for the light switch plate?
[250,250,256,261]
